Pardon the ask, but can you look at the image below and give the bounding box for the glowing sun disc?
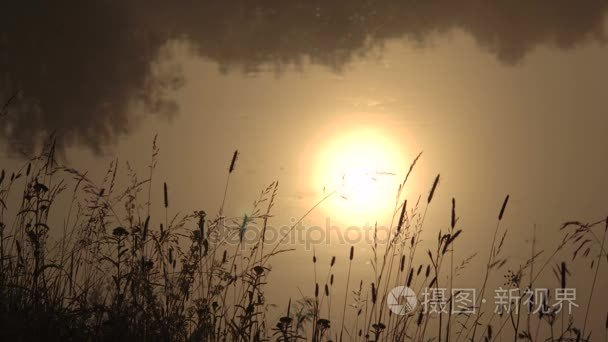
[312,127,406,225]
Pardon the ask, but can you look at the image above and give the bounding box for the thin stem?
[582,224,607,336]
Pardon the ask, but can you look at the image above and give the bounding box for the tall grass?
[0,137,605,342]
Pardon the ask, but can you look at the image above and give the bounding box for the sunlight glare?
[313,127,406,225]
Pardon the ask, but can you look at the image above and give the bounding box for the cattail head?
[451,197,456,229]
[0,169,4,185]
[400,255,406,272]
[427,174,440,204]
[330,256,336,267]
[26,163,31,177]
[406,268,413,287]
[143,215,150,241]
[239,214,249,242]
[498,195,509,220]
[397,200,407,233]
[371,283,377,304]
[425,265,430,277]
[324,284,329,296]
[229,150,239,173]
[417,264,422,275]
[202,239,208,256]
[315,283,319,297]
[163,182,169,208]
[222,250,227,263]
[349,246,354,260]
[330,274,334,286]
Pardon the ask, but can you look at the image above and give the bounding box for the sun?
[312,126,406,226]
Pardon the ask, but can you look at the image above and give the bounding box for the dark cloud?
[1,1,607,153]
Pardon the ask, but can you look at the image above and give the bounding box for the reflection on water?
[1,1,607,153]
[310,122,407,226]
[1,3,608,338]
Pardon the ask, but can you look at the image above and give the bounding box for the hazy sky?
[2,1,608,334]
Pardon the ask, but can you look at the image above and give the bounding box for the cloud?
[1,1,606,153]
